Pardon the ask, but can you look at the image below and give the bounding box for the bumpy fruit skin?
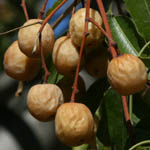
[107,54,147,96]
[85,46,109,78]
[3,41,41,81]
[69,8,103,47]
[57,76,86,101]
[55,102,95,146]
[18,19,54,58]
[52,36,81,76]
[27,84,64,122]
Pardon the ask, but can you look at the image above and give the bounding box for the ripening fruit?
[52,36,82,76]
[55,102,95,146]
[107,54,147,96]
[57,76,86,101]
[27,84,64,122]
[3,41,41,81]
[69,8,103,47]
[18,19,54,58]
[85,46,109,78]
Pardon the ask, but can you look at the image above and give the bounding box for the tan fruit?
[85,46,109,78]
[27,84,64,122]
[57,76,86,101]
[18,19,54,58]
[107,54,147,95]
[52,36,82,76]
[69,8,103,47]
[55,102,95,146]
[3,41,41,81]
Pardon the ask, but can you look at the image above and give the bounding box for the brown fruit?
[55,102,95,146]
[18,19,54,58]
[69,8,103,47]
[27,84,64,122]
[3,40,41,81]
[57,76,86,101]
[107,54,147,95]
[52,36,82,76]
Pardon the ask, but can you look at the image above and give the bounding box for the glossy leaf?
[109,16,141,55]
[125,0,150,41]
[97,88,128,150]
[83,78,109,114]
[46,55,63,84]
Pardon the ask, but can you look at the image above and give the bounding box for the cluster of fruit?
[3,5,147,147]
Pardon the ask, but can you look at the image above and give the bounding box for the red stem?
[39,0,67,33]
[38,0,48,19]
[96,0,134,145]
[21,0,29,21]
[71,0,90,102]
[122,96,135,145]
[39,33,50,83]
[87,17,115,45]
[96,0,117,58]
[37,0,67,83]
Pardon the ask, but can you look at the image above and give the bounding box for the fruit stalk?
[39,0,67,33]
[96,0,134,145]
[38,0,48,19]
[122,96,135,145]
[39,33,50,83]
[37,0,67,83]
[87,17,115,45]
[96,0,117,58]
[21,0,29,21]
[71,0,90,101]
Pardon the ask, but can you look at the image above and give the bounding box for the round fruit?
[3,40,41,81]
[27,84,64,122]
[85,46,109,78]
[69,8,103,47]
[18,19,54,58]
[57,76,86,101]
[55,102,94,146]
[107,54,147,95]
[52,36,82,76]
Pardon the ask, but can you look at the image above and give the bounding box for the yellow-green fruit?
[107,54,147,96]
[52,36,81,76]
[85,47,109,78]
[27,84,64,122]
[57,76,86,101]
[3,41,41,81]
[18,19,54,58]
[55,102,95,146]
[69,8,103,47]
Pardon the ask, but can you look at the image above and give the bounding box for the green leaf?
[133,92,150,119]
[134,118,150,142]
[83,78,109,114]
[125,0,150,41]
[46,55,63,84]
[97,88,128,150]
[109,16,141,55]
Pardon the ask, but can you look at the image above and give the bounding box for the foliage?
[1,0,150,150]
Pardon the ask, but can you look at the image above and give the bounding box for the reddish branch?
[38,0,48,19]
[39,0,67,33]
[96,0,117,58]
[87,17,115,45]
[21,0,29,21]
[96,0,134,145]
[122,96,135,145]
[39,33,50,83]
[37,0,67,83]
[71,0,90,102]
